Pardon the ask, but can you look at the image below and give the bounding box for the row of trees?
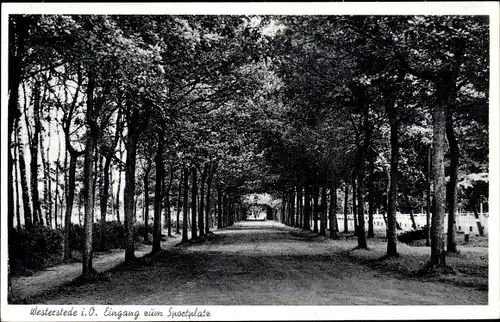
[261,16,488,270]
[8,15,274,279]
[8,15,489,277]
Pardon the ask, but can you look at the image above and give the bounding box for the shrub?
[9,226,64,275]
[9,221,158,276]
[134,222,154,239]
[397,226,428,245]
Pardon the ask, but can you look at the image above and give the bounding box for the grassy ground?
[339,235,488,291]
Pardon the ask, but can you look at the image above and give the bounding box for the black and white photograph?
[1,2,499,321]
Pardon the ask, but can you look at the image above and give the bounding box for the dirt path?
[24,221,487,305]
[9,231,186,301]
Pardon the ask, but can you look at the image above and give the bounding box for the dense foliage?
[8,14,489,278]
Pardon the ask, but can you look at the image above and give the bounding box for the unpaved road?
[33,221,486,305]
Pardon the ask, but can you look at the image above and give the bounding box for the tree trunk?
[223,194,228,228]
[62,95,86,253]
[143,164,151,243]
[8,17,28,234]
[19,136,32,229]
[45,135,53,228]
[290,188,296,227]
[40,137,51,227]
[30,79,43,226]
[313,186,319,233]
[98,154,111,251]
[429,81,449,268]
[91,151,100,223]
[64,155,78,259]
[199,165,207,237]
[426,145,432,246]
[182,166,190,242]
[82,137,96,279]
[191,166,198,239]
[124,106,140,262]
[54,140,61,229]
[152,128,164,254]
[386,120,399,257]
[14,121,21,229]
[446,109,458,253]
[82,69,99,279]
[343,183,349,233]
[164,164,174,236]
[356,98,371,249]
[205,164,214,235]
[217,187,223,229]
[367,162,375,238]
[116,139,123,222]
[292,185,303,228]
[176,169,183,234]
[352,174,358,235]
[78,192,83,227]
[329,174,338,239]
[357,171,368,249]
[404,193,417,230]
[99,108,122,250]
[472,205,485,236]
[320,186,327,235]
[303,185,311,230]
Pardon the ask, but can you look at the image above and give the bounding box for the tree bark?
[386,120,399,257]
[124,105,140,262]
[205,163,214,234]
[40,136,51,227]
[30,78,43,226]
[199,164,207,237]
[19,136,32,229]
[313,186,319,233]
[8,17,28,234]
[426,145,432,246]
[472,205,485,236]
[352,174,358,235]
[99,107,122,251]
[429,79,449,268]
[297,185,303,228]
[62,109,85,257]
[64,155,78,259]
[405,193,417,230]
[320,186,327,235]
[164,164,174,236]
[223,194,228,227]
[367,162,375,238]
[343,183,349,233]
[143,163,151,243]
[98,155,111,250]
[303,185,311,230]
[92,151,99,223]
[182,166,190,242]
[54,138,61,229]
[446,109,458,253]
[176,169,183,234]
[116,139,123,222]
[329,174,338,239]
[152,128,164,254]
[191,166,198,239]
[14,121,21,229]
[357,167,368,249]
[82,70,97,279]
[356,95,371,249]
[217,187,223,229]
[78,192,83,226]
